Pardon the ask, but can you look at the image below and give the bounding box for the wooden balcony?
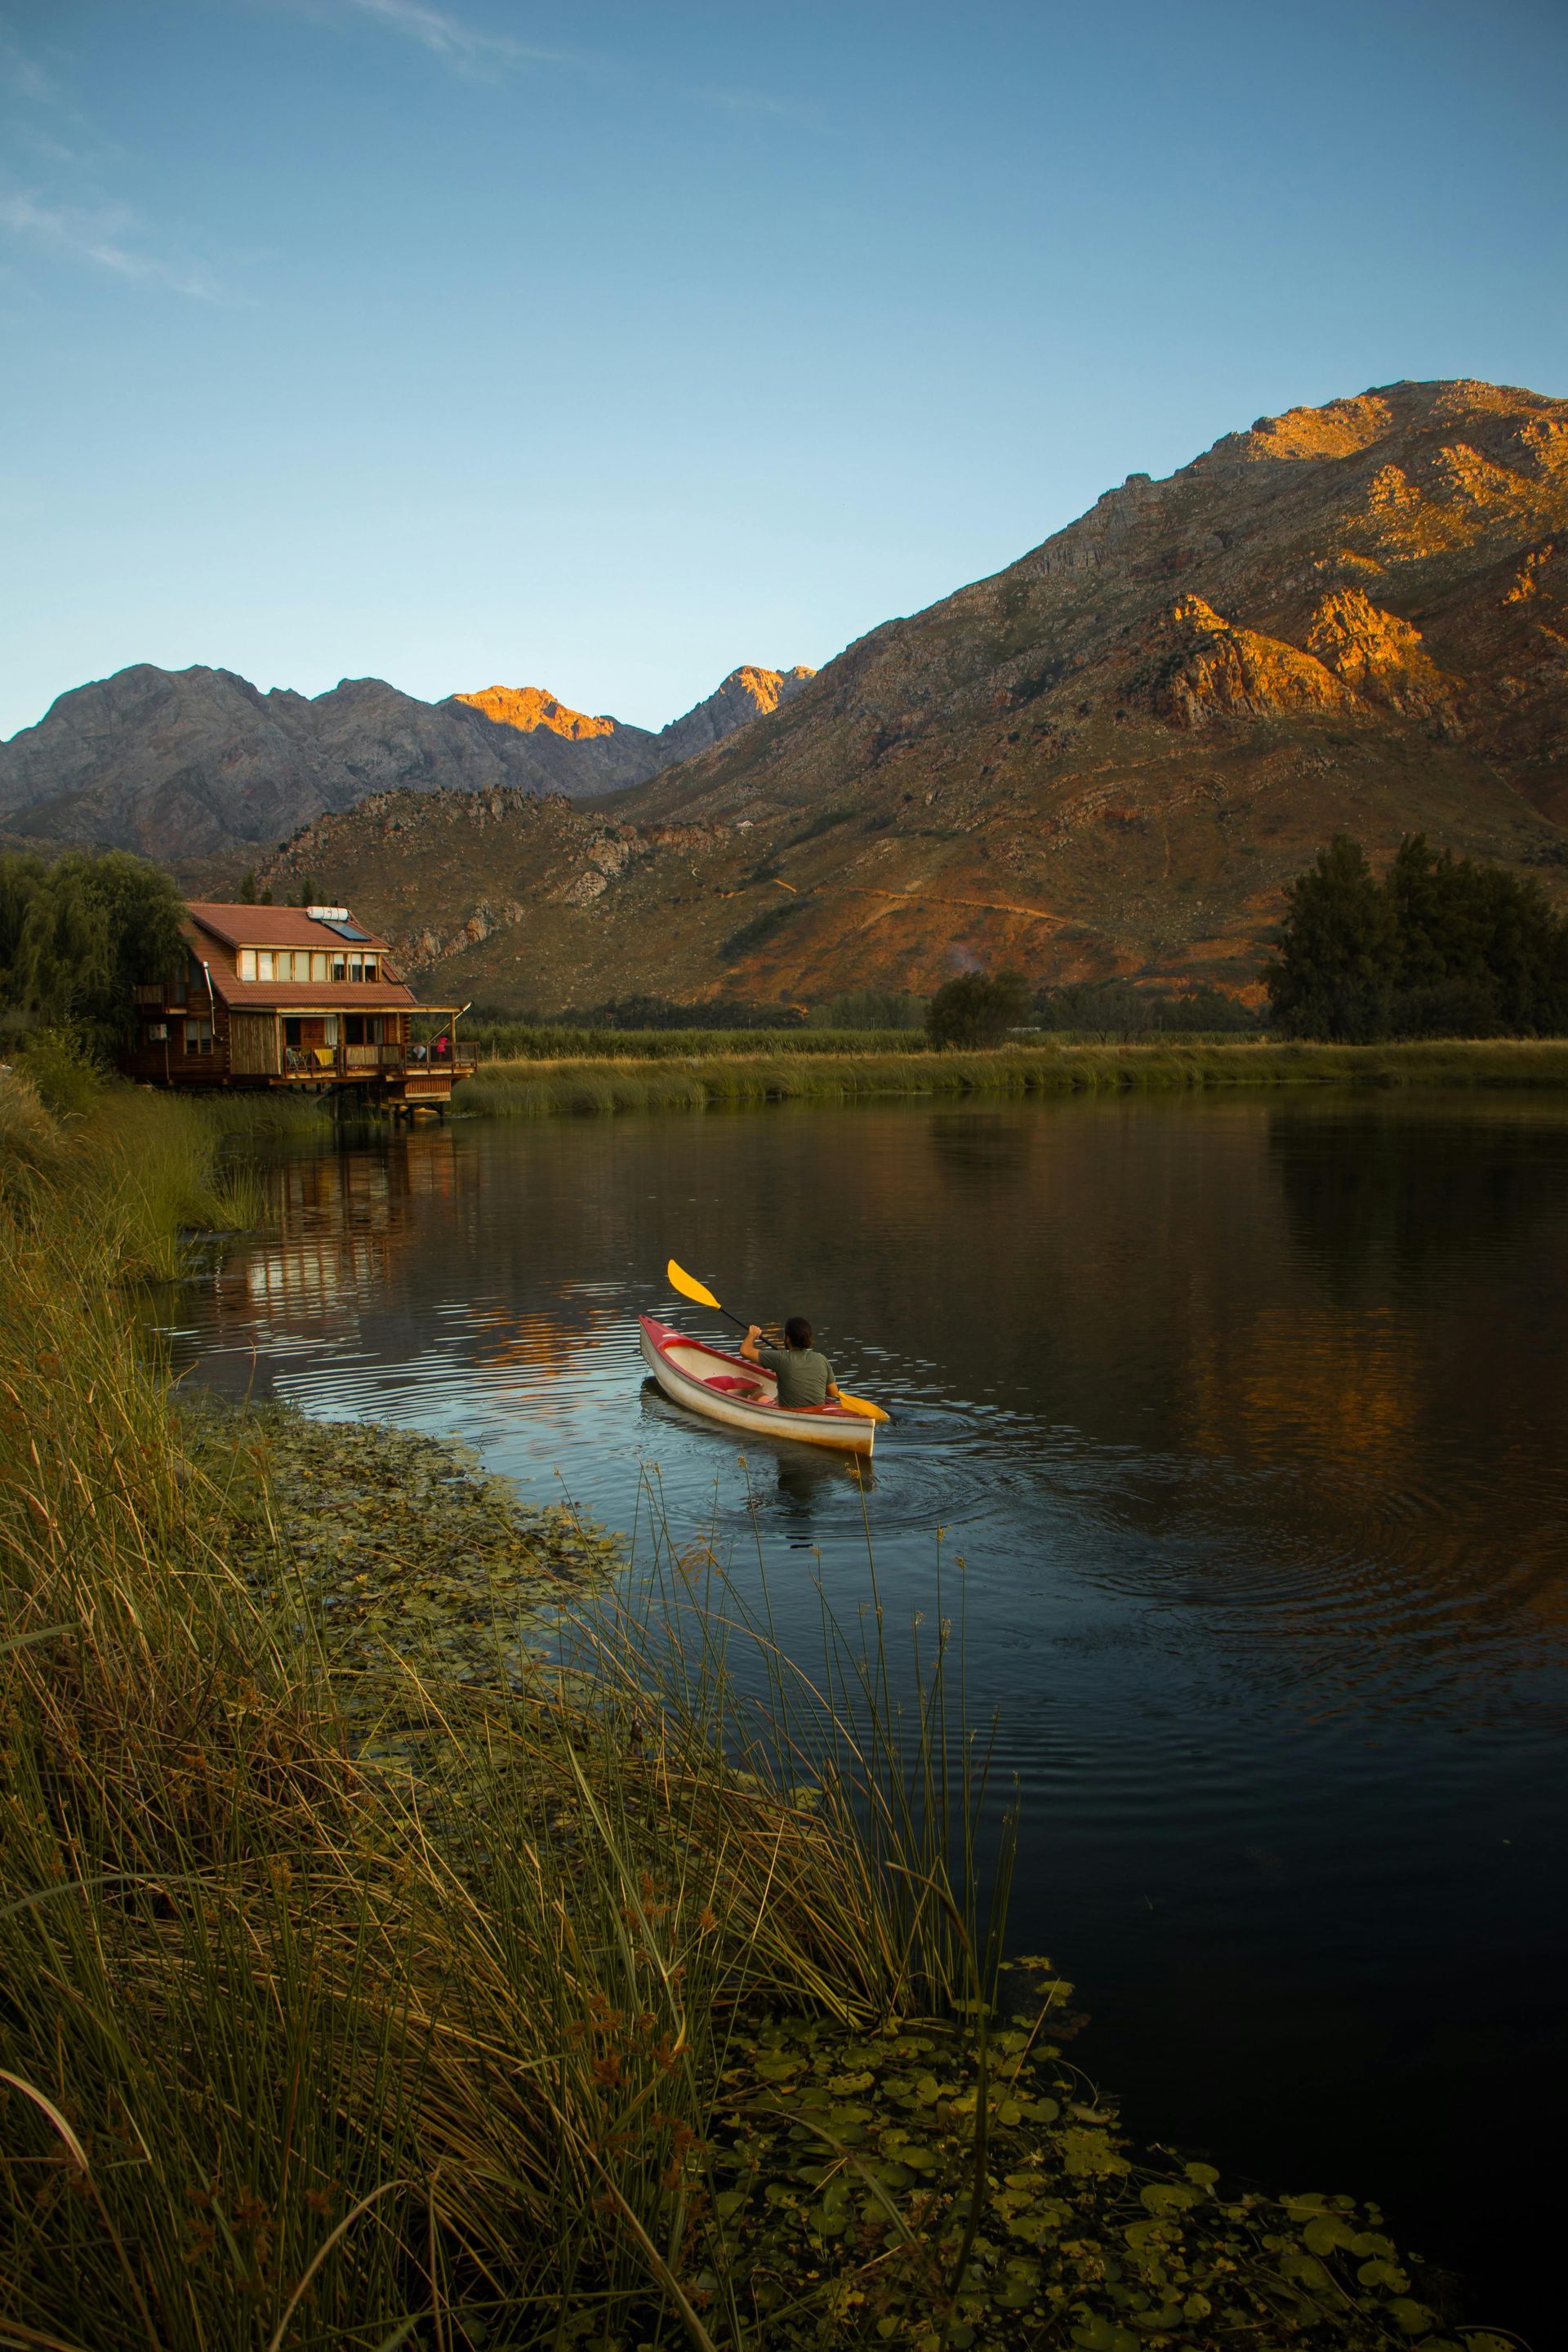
[279,1042,477,1083]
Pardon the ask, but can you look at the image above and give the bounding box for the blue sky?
[2,0,1564,740]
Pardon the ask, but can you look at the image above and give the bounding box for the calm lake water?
[167,1090,1568,2341]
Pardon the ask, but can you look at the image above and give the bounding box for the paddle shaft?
[715,1305,775,1342]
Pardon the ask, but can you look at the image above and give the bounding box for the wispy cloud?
[0,19,229,300]
[0,191,225,301]
[0,27,56,106]
[334,0,580,74]
[313,0,819,120]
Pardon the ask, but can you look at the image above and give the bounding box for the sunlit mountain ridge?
[258,378,1568,1008]
[0,662,816,870]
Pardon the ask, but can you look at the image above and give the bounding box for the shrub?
[925,966,1031,1049]
[20,1027,106,1119]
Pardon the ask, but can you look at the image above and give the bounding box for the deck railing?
[280,1044,477,1080]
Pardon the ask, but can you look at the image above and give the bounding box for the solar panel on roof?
[321,920,372,940]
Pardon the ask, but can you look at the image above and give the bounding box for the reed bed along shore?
[0,1068,1507,2350]
[0,1051,316,1276]
[458,1037,1568,1120]
[467,1024,929,1062]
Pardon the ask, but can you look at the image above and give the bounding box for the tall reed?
[0,1098,1012,2350]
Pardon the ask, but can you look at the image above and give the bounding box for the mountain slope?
[0,661,814,868]
[254,380,1568,1010]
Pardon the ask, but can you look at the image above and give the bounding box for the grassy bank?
[0,1055,326,1275]
[468,1024,929,1062]
[0,1076,1508,2349]
[459,1036,1568,1118]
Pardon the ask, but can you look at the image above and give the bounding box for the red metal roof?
[207,980,421,1011]
[186,904,395,954]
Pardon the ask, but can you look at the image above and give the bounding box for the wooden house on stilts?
[123,902,472,1111]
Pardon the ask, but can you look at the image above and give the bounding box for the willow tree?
[0,851,187,1049]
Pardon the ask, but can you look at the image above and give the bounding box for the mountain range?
[8,377,1567,1010]
[0,662,815,868]
[250,378,1568,1010]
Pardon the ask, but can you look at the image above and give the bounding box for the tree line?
[6,835,1564,1057]
[1265,834,1568,1040]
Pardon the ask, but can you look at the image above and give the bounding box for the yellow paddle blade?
[666,1258,722,1312]
[666,1256,890,1422]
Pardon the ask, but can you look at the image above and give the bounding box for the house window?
[310,951,328,982]
[332,955,346,982]
[184,1016,214,1056]
[363,956,377,981]
[238,950,256,981]
[257,951,274,981]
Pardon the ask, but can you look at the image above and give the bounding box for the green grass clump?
[1,1056,277,1275]
[0,1064,69,1187]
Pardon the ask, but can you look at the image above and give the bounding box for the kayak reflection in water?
[741,1316,841,1410]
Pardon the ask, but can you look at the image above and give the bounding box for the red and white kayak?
[639,1316,875,1455]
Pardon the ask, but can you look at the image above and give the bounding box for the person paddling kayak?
[742,1316,841,1410]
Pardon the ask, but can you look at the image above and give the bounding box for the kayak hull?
[639,1316,875,1455]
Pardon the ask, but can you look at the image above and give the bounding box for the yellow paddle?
[665,1258,891,1424]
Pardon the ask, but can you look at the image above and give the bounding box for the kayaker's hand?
[746,1325,762,1344]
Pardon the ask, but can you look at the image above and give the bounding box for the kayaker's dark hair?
[784,1316,813,1349]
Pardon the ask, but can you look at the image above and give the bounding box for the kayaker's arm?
[742,1324,764,1365]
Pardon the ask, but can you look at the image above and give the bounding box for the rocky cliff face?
[653,665,815,763]
[0,658,815,868]
[256,381,1568,1010]
[452,666,815,767]
[450,686,628,742]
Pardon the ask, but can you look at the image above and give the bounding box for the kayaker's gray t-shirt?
[758,1344,835,1409]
